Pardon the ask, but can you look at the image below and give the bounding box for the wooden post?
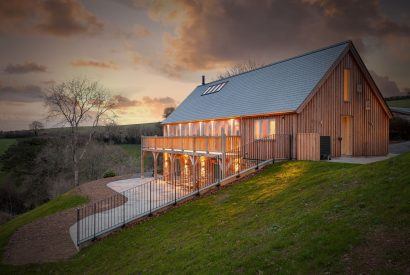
[153,152,159,180]
[141,150,144,178]
[189,156,197,193]
[170,154,175,183]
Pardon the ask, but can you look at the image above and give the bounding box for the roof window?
[202,81,228,95]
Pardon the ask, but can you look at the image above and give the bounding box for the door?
[341,116,353,156]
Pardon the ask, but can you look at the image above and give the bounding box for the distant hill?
[0,122,162,144]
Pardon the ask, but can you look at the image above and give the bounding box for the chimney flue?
[202,75,205,85]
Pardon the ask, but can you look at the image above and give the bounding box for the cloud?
[0,0,103,36]
[119,24,151,39]
[113,95,177,118]
[0,85,44,102]
[139,0,410,73]
[4,62,47,74]
[370,70,404,97]
[70,59,118,70]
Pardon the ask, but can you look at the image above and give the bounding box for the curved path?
[2,175,134,265]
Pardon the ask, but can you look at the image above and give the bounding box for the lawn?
[120,144,153,172]
[387,98,410,108]
[0,139,16,156]
[0,191,88,258]
[1,153,409,274]
[0,138,17,186]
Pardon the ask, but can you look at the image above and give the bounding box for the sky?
[0,0,409,131]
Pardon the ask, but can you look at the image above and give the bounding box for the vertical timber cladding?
[297,51,390,157]
[240,114,295,159]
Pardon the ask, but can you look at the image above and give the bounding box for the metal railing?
[76,134,291,246]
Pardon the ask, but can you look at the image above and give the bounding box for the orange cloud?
[70,59,118,70]
[0,0,103,36]
[113,95,177,120]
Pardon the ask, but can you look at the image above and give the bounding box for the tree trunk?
[73,157,79,187]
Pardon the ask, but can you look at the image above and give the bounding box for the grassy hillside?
[0,139,17,186]
[120,144,153,171]
[387,98,410,108]
[0,191,87,257]
[2,154,409,273]
[0,139,16,155]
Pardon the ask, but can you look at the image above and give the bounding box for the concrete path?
[326,154,398,164]
[69,177,189,245]
[326,140,410,164]
[389,140,410,154]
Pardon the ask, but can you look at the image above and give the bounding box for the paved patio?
[69,177,187,245]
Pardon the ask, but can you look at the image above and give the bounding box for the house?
[141,41,392,189]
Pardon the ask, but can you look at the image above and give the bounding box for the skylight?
[202,81,228,95]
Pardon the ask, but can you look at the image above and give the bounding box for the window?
[254,119,275,139]
[202,81,228,95]
[343,68,350,102]
[365,99,371,110]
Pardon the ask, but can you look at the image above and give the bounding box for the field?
[387,98,410,108]
[0,138,17,186]
[0,139,16,155]
[1,152,409,274]
[119,144,154,171]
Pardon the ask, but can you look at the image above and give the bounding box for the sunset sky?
[0,0,409,131]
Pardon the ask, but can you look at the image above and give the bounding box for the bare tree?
[163,107,175,118]
[29,121,44,136]
[216,59,265,80]
[44,78,116,187]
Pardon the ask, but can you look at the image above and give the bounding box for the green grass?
[0,138,17,186]
[0,139,16,156]
[1,154,410,274]
[119,144,153,171]
[0,191,88,258]
[387,98,410,108]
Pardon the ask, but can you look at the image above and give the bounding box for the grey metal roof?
[163,41,349,124]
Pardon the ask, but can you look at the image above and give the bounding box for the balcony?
[141,136,241,155]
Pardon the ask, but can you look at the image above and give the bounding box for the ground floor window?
[254,119,275,139]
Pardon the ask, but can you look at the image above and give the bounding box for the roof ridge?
[202,40,352,86]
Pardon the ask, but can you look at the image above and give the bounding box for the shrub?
[103,170,116,178]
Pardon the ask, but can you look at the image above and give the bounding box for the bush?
[390,117,410,141]
[103,170,116,178]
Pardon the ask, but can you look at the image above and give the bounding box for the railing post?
[217,156,221,188]
[206,137,209,154]
[122,191,126,227]
[93,203,96,240]
[174,171,177,205]
[221,133,226,179]
[149,180,152,216]
[289,134,292,160]
[76,208,80,246]
[272,135,275,164]
[154,135,157,150]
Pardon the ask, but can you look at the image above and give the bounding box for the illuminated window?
[343,68,350,101]
[202,81,228,95]
[254,119,275,139]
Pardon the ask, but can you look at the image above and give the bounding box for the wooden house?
[141,41,392,189]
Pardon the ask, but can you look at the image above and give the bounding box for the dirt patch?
[341,227,410,274]
[2,175,133,265]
